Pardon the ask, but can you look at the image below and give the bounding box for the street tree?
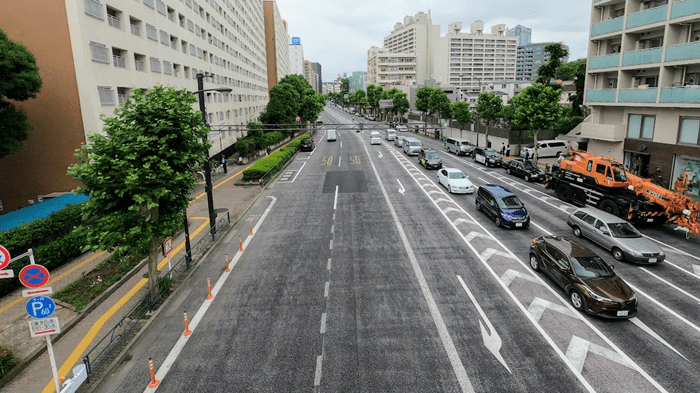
[556,58,586,81]
[366,84,381,116]
[0,29,43,158]
[68,86,210,300]
[381,88,400,121]
[392,91,410,122]
[340,78,349,95]
[535,42,569,86]
[568,59,587,117]
[429,89,453,130]
[260,83,301,125]
[354,89,367,113]
[452,101,472,138]
[510,83,562,163]
[475,92,503,148]
[415,86,434,123]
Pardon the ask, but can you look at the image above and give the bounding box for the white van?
[327,129,337,141]
[520,139,570,158]
[403,137,422,156]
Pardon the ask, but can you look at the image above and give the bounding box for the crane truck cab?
[560,151,628,188]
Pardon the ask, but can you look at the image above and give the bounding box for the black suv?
[504,158,544,182]
[418,148,443,169]
[299,138,315,152]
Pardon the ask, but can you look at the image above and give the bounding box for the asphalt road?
[99,105,700,393]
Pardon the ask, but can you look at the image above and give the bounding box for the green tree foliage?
[261,75,324,126]
[68,86,209,298]
[452,101,473,134]
[366,84,382,115]
[392,91,410,120]
[535,43,569,85]
[556,58,586,81]
[415,86,434,117]
[475,92,503,146]
[500,105,522,130]
[569,60,586,117]
[429,89,453,125]
[510,84,562,162]
[354,89,367,112]
[554,106,584,133]
[340,78,349,95]
[0,29,43,158]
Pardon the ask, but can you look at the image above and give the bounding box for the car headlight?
[630,293,636,301]
[584,286,612,302]
[628,249,643,257]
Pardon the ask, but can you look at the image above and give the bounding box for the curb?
[85,187,271,393]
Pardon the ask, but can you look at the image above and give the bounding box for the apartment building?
[263,0,290,90]
[0,0,270,213]
[367,46,417,95]
[433,21,518,96]
[289,36,304,75]
[508,24,532,47]
[516,42,570,81]
[382,12,440,83]
[581,0,700,196]
[303,60,314,89]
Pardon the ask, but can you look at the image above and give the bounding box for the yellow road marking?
[0,251,108,316]
[42,220,210,393]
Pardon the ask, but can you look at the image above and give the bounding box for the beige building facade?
[367,46,417,95]
[263,0,290,90]
[382,12,440,83]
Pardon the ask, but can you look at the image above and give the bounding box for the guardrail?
[82,213,230,382]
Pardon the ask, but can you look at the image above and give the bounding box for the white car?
[370,131,381,145]
[385,130,397,141]
[437,168,475,194]
[394,135,405,147]
[396,124,408,132]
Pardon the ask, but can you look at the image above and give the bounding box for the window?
[163,61,173,75]
[573,210,587,220]
[98,86,115,105]
[146,24,158,41]
[130,18,141,36]
[190,44,196,56]
[596,163,607,175]
[160,30,169,45]
[156,0,166,15]
[187,20,194,32]
[143,0,155,8]
[89,42,110,63]
[84,0,104,19]
[627,114,655,139]
[582,214,596,226]
[679,118,700,145]
[150,57,161,73]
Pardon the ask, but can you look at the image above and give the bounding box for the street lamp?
[192,72,232,240]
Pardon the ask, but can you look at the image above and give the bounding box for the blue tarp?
[0,194,90,233]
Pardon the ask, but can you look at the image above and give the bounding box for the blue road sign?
[26,296,56,319]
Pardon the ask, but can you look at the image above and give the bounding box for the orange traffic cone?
[225,253,231,273]
[249,219,254,236]
[238,235,244,252]
[206,278,214,300]
[148,358,160,388]
[183,310,192,336]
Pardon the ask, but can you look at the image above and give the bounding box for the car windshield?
[485,150,498,157]
[448,171,467,179]
[570,256,615,278]
[608,222,642,238]
[371,133,379,137]
[425,151,439,159]
[410,141,421,146]
[497,195,523,209]
[523,161,537,170]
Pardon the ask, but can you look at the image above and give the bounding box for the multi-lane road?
[101,105,700,393]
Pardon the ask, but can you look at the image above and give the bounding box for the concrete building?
[263,0,290,90]
[0,0,269,213]
[507,24,532,47]
[367,46,417,95]
[581,0,700,196]
[348,71,367,93]
[516,42,570,81]
[433,21,518,96]
[382,11,440,83]
[312,62,322,93]
[322,82,334,95]
[303,60,314,90]
[289,36,304,75]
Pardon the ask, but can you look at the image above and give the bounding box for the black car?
[473,147,502,167]
[299,138,315,152]
[504,158,544,182]
[418,148,443,169]
[529,235,637,319]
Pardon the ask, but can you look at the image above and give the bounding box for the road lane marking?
[629,317,689,361]
[324,282,329,298]
[327,258,331,270]
[320,313,327,333]
[639,267,700,303]
[397,179,405,195]
[334,185,338,210]
[338,156,341,167]
[627,283,700,336]
[329,240,333,250]
[314,355,323,386]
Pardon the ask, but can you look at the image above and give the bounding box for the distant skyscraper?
[289,36,305,75]
[312,63,322,93]
[508,25,532,47]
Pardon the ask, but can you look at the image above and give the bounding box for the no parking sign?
[19,264,50,288]
[0,245,10,270]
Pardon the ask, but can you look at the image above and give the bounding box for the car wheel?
[612,247,625,262]
[506,168,511,174]
[494,215,501,227]
[573,226,582,238]
[570,290,585,311]
[524,174,530,182]
[529,254,541,271]
[476,201,482,211]
[448,185,453,194]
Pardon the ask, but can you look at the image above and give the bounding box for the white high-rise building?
[382,12,440,83]
[433,21,517,100]
[367,46,417,96]
[289,36,304,75]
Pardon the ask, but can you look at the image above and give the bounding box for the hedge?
[0,203,84,256]
[242,141,300,181]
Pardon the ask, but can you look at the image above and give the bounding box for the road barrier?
[206,278,214,300]
[224,253,231,273]
[238,235,244,252]
[249,218,254,236]
[183,311,192,337]
[147,358,159,388]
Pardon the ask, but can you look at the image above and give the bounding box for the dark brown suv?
[529,235,637,319]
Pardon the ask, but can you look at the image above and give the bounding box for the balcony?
[626,5,668,29]
[107,14,120,29]
[586,89,617,102]
[591,17,624,37]
[113,55,126,68]
[660,86,700,104]
[579,122,626,142]
[134,59,145,71]
[619,87,658,103]
[589,53,621,70]
[665,41,700,62]
[671,0,700,19]
[622,47,662,66]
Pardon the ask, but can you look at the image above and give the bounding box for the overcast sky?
[275,0,592,83]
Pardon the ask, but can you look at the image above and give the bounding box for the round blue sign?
[26,296,56,319]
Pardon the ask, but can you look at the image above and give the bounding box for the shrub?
[242,142,300,181]
[0,203,84,256]
[0,346,20,380]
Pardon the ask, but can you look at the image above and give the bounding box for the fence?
[82,213,230,382]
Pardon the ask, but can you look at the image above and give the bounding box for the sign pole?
[46,336,61,393]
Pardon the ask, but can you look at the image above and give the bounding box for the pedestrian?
[506,144,511,157]
[501,142,505,156]
[266,146,271,156]
[524,150,529,160]
[222,156,228,174]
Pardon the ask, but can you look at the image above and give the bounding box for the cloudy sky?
[275,0,592,83]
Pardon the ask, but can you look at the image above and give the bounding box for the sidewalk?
[0,160,266,393]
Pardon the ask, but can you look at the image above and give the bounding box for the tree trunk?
[485,122,490,148]
[148,205,160,302]
[533,129,540,164]
[475,119,480,147]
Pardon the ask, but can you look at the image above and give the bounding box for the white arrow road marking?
[528,297,581,323]
[457,275,512,373]
[693,264,700,276]
[566,336,633,373]
[465,231,492,243]
[427,189,444,196]
[453,218,475,226]
[500,269,542,288]
[443,207,462,215]
[378,151,383,158]
[433,198,456,205]
[397,179,405,196]
[480,248,515,262]
[629,317,689,362]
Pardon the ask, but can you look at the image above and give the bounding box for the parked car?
[394,135,405,147]
[445,137,474,156]
[529,235,638,319]
[385,130,397,141]
[475,184,529,228]
[366,115,376,121]
[437,168,474,194]
[327,129,337,141]
[299,138,315,152]
[567,207,665,263]
[357,112,364,117]
[370,131,381,145]
[520,139,570,158]
[504,158,545,182]
[418,148,443,169]
[396,124,409,132]
[473,147,503,167]
[316,118,323,126]
[403,137,422,155]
